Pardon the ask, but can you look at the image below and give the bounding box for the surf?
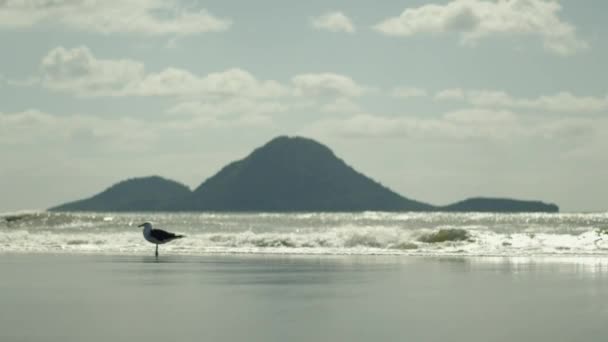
[1,211,608,256]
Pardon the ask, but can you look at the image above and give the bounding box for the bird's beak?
[137,223,144,227]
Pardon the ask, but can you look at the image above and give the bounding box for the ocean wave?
[2,211,608,256]
[2,224,608,256]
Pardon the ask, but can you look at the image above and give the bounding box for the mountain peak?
[184,136,432,212]
[263,135,328,148]
[249,135,335,160]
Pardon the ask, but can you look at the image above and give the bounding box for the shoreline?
[3,250,608,264]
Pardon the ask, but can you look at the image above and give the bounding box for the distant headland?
[49,136,559,213]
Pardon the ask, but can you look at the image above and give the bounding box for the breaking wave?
[1,211,608,256]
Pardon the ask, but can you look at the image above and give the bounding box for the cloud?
[436,88,608,113]
[304,108,603,144]
[391,87,428,98]
[167,99,288,117]
[41,46,145,96]
[0,109,154,151]
[311,11,355,33]
[443,108,518,124]
[38,47,369,104]
[292,73,365,98]
[0,0,231,35]
[132,68,289,99]
[0,108,274,152]
[305,110,520,141]
[373,0,587,55]
[32,47,371,120]
[539,117,597,141]
[39,46,289,99]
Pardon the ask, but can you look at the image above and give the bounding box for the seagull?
[137,222,185,257]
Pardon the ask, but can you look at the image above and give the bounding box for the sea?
[1,211,608,342]
[2,211,608,256]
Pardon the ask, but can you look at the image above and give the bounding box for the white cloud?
[36,47,372,109]
[304,108,602,143]
[0,0,231,35]
[391,87,428,98]
[34,47,371,121]
[0,109,154,151]
[311,11,355,33]
[131,68,289,99]
[443,108,518,124]
[304,110,519,141]
[373,0,587,55]
[0,108,274,151]
[436,89,608,113]
[41,46,145,96]
[39,46,289,99]
[292,73,365,98]
[0,110,56,146]
[125,67,202,97]
[539,117,597,141]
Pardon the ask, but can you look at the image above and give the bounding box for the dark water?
[1,254,607,342]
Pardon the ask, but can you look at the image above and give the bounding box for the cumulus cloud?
[311,11,356,33]
[31,47,372,120]
[292,73,365,98]
[41,46,145,96]
[373,0,587,55]
[39,46,289,99]
[436,88,608,113]
[132,68,289,99]
[0,0,231,35]
[38,47,370,104]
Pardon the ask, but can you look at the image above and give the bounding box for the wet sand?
[1,254,607,342]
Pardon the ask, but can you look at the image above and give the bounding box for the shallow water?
[1,254,607,342]
[1,211,608,256]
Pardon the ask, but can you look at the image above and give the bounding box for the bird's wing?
[150,228,179,241]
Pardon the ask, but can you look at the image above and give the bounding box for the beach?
[3,1,607,340]
[1,253,607,342]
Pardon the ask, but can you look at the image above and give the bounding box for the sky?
[0,0,606,212]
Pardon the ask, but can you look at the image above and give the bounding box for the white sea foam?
[1,211,608,256]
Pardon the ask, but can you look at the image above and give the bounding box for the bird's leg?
[155,244,158,257]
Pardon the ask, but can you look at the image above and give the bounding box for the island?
[49,136,559,213]
[50,176,191,212]
[442,197,558,213]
